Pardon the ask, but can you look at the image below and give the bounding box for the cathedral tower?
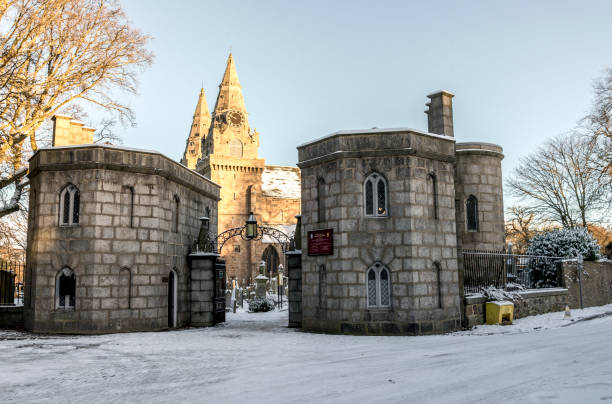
[181,88,211,169]
[196,53,267,282]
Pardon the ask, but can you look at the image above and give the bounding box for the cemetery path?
[1,305,612,404]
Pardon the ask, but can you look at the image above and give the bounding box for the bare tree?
[505,205,557,254]
[588,68,612,175]
[0,0,152,218]
[507,133,611,228]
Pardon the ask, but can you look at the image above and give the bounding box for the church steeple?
[212,53,247,114]
[194,53,262,178]
[181,87,211,169]
[194,87,211,119]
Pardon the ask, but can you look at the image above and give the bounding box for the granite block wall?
[24,145,220,334]
[297,129,462,335]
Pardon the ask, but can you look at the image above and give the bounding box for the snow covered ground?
[1,305,612,404]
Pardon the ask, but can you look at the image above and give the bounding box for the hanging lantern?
[245,212,257,239]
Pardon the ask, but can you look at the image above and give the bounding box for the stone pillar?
[189,252,218,327]
[286,250,302,328]
[425,90,454,137]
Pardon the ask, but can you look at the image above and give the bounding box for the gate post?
[287,250,302,328]
[188,252,218,327]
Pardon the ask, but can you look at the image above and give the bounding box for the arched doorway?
[168,269,177,328]
[262,246,280,277]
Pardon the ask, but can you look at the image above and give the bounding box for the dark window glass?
[262,246,280,276]
[365,180,373,215]
[72,190,80,224]
[59,271,76,308]
[377,179,386,215]
[367,269,377,306]
[62,190,70,224]
[380,269,390,306]
[467,195,478,231]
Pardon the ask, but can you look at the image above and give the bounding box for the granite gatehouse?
[296,91,505,334]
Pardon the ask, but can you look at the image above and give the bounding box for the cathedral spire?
[212,53,247,114]
[181,88,212,169]
[194,87,211,119]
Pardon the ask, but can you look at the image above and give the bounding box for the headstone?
[225,289,232,310]
[255,274,268,298]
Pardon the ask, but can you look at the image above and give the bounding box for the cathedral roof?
[261,165,301,199]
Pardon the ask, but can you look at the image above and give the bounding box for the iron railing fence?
[462,249,565,294]
[0,261,25,306]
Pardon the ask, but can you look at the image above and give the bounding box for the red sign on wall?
[307,229,333,256]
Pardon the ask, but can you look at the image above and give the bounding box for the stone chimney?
[425,90,454,137]
[52,115,95,146]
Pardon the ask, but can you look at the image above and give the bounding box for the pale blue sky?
[117,1,611,203]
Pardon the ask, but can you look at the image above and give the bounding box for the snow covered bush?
[527,228,601,287]
[248,297,275,312]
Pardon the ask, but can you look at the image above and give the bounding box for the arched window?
[229,138,243,158]
[59,184,80,226]
[366,263,391,308]
[364,173,387,217]
[466,195,479,231]
[262,246,280,276]
[317,177,325,222]
[56,267,76,309]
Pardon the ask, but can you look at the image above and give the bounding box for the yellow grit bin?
[486,301,514,325]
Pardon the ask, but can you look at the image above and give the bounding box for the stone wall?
[464,288,569,327]
[24,145,220,334]
[454,143,505,251]
[298,128,462,335]
[561,260,612,309]
[0,306,23,329]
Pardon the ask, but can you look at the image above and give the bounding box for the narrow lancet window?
[173,195,180,232]
[429,172,438,220]
[466,195,479,231]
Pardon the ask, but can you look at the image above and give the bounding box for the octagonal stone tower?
[297,128,463,335]
[24,144,220,333]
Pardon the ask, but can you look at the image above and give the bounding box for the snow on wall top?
[261,166,301,199]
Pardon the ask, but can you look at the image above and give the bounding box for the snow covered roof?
[261,166,301,199]
[297,127,455,149]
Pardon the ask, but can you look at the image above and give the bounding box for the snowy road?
[1,306,612,404]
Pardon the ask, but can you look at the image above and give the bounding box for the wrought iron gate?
[214,259,226,325]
